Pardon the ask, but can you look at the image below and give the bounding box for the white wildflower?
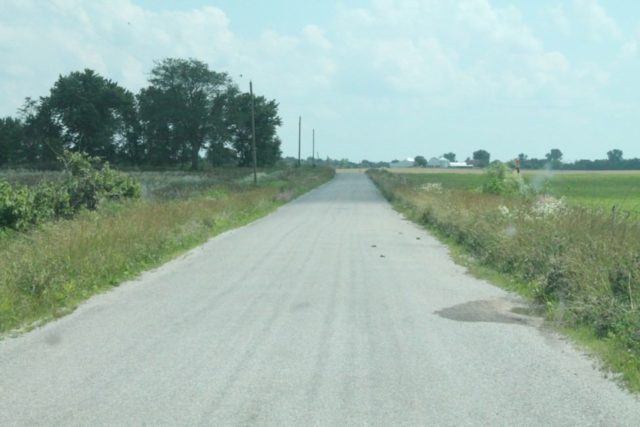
[421,183,443,193]
[531,195,566,218]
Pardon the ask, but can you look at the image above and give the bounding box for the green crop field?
[386,168,640,213]
[542,172,640,212]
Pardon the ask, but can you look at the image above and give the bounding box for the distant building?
[389,157,415,168]
[450,161,473,168]
[428,157,450,168]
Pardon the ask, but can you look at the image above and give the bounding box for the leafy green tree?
[607,149,623,162]
[443,152,456,162]
[414,155,427,167]
[137,87,181,166]
[139,58,231,169]
[18,97,64,166]
[545,148,563,168]
[225,91,282,167]
[44,69,136,163]
[206,87,236,166]
[545,148,563,162]
[472,149,490,168]
[0,117,24,166]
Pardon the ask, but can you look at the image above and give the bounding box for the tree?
[225,91,282,167]
[44,69,136,163]
[139,58,231,169]
[443,152,456,162]
[545,148,563,168]
[0,117,24,166]
[18,97,64,166]
[206,87,236,166]
[414,155,427,167]
[607,149,623,162]
[472,149,490,168]
[545,148,563,162]
[138,86,183,166]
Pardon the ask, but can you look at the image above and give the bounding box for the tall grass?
[368,169,640,391]
[0,167,334,334]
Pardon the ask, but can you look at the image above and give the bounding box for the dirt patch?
[435,298,543,327]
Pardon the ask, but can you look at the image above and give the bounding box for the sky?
[1,0,639,163]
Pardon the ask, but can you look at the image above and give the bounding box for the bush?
[0,151,140,231]
[482,162,525,196]
[62,151,141,211]
[0,180,35,230]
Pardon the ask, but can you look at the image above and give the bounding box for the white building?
[450,161,473,168]
[428,157,450,168]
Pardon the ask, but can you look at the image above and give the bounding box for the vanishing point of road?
[1,172,639,426]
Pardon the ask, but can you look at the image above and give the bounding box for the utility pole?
[312,128,315,167]
[250,81,257,185]
[298,116,302,167]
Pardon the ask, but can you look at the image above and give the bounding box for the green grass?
[387,170,487,191]
[369,168,640,392]
[387,168,640,214]
[0,166,334,335]
[543,173,640,213]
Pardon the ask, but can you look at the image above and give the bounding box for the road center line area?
[1,171,639,426]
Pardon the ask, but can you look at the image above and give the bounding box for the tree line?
[0,58,282,170]
[413,149,640,170]
[515,148,640,170]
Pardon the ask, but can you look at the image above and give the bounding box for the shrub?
[0,180,35,230]
[482,162,525,196]
[0,151,141,232]
[62,151,141,211]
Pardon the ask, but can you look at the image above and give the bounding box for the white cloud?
[303,25,332,50]
[334,0,582,102]
[573,0,623,41]
[620,40,638,59]
[372,37,461,94]
[546,4,571,35]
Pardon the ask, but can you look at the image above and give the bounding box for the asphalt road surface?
[1,171,639,426]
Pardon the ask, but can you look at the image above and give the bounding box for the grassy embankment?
[0,167,334,335]
[369,168,640,392]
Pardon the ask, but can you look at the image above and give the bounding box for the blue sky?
[1,0,639,162]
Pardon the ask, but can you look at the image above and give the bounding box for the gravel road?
[1,171,639,426]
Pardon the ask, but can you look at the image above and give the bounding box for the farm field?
[385,167,640,213]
